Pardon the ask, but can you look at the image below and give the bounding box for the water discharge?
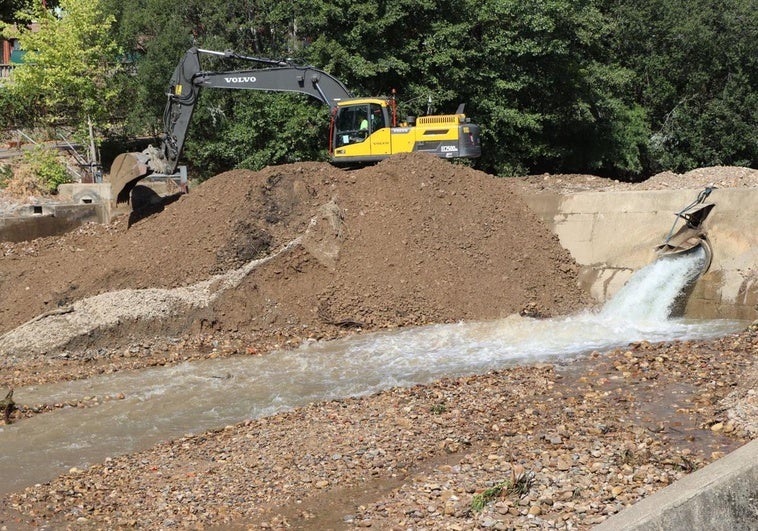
[0,248,745,495]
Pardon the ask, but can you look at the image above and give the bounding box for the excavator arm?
[110,47,353,203]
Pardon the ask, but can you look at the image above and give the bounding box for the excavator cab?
[331,99,392,162]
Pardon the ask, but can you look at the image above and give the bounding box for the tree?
[0,0,30,24]
[101,0,196,137]
[301,0,649,177]
[106,0,754,180]
[608,0,757,172]
[2,0,121,161]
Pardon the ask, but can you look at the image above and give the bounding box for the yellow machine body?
[330,98,481,164]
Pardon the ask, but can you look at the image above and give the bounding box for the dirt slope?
[0,153,588,346]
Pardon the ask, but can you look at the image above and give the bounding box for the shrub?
[0,164,12,188]
[22,147,71,193]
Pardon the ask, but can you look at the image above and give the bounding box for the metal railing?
[0,63,15,79]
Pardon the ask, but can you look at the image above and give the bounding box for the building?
[1,23,34,80]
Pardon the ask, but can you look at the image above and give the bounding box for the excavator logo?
[224,76,257,83]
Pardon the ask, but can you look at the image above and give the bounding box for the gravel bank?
[0,324,755,530]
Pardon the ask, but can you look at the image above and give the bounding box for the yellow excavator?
[109,47,481,204]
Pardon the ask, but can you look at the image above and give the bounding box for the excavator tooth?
[108,152,152,204]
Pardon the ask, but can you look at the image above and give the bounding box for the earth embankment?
[0,153,588,360]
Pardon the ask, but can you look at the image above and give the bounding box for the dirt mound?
[643,166,758,190]
[514,165,758,194]
[0,153,588,348]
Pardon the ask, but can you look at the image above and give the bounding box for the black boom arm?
[155,48,353,174]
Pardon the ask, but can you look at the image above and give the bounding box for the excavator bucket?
[108,152,153,204]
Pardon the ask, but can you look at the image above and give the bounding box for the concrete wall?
[594,438,758,531]
[523,188,757,321]
[57,183,117,222]
[58,179,182,223]
[0,178,188,243]
[0,202,104,243]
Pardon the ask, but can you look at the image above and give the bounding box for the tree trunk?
[88,115,98,182]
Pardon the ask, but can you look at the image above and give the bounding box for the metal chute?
[655,187,716,272]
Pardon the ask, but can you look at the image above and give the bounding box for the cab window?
[369,103,385,131]
[335,105,371,146]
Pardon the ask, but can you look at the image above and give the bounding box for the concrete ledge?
[0,203,104,242]
[594,438,758,531]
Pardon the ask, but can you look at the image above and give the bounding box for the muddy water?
[0,248,746,495]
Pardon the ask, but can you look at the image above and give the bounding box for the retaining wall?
[593,439,758,531]
[0,202,104,243]
[523,188,758,321]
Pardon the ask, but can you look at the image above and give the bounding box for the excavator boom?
[109,48,352,203]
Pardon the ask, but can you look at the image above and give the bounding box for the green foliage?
[100,0,194,136]
[609,0,757,172]
[471,470,534,512]
[23,147,71,192]
[0,164,12,188]
[0,87,36,129]
[95,0,755,180]
[1,0,121,135]
[1,148,71,195]
[464,0,652,176]
[301,0,652,176]
[0,0,29,23]
[471,483,505,513]
[430,403,447,415]
[650,72,757,171]
[185,92,328,181]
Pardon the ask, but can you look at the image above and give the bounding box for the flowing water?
[0,247,745,495]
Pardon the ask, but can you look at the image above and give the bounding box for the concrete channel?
[594,438,758,531]
[518,186,757,530]
[521,187,757,321]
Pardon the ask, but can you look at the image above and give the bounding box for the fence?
[0,63,14,79]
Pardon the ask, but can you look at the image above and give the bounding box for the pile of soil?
[0,153,588,350]
[513,165,758,194]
